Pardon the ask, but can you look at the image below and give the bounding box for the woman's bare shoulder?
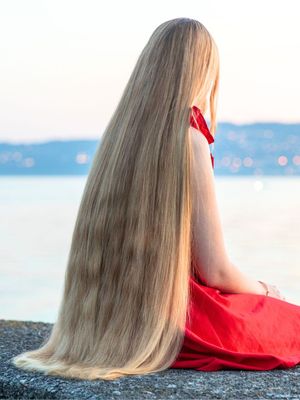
[189,125,213,177]
[189,125,211,145]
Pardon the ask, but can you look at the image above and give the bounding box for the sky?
[0,0,300,143]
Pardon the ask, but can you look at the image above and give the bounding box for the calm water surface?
[0,175,299,323]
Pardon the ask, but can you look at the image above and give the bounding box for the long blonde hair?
[11,17,219,380]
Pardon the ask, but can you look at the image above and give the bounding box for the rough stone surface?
[1,318,300,399]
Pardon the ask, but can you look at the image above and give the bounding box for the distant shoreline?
[1,121,300,176]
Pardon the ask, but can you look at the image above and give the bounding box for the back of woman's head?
[117,17,219,137]
[11,17,220,381]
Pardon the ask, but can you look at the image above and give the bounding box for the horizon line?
[1,119,300,146]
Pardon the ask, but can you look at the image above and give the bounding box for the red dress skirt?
[170,106,300,371]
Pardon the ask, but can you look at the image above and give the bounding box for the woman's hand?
[265,282,286,301]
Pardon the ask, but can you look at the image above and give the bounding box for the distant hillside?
[1,122,300,175]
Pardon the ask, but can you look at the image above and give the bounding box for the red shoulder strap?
[190,105,215,169]
[190,105,214,144]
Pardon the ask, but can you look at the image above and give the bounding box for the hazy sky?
[1,0,300,143]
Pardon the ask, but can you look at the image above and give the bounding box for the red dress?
[170,105,300,371]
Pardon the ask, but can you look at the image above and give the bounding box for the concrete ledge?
[1,319,300,399]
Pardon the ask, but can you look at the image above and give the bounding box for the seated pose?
[12,17,300,381]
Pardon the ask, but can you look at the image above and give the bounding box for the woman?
[11,17,300,381]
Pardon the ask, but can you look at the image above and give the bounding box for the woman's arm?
[189,126,265,295]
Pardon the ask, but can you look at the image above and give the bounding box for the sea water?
[0,175,299,323]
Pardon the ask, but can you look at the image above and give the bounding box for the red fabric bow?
[190,105,215,168]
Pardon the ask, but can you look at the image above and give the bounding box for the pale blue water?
[1,176,300,323]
